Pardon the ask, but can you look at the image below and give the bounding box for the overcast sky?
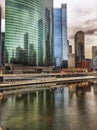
[0,0,97,58]
[54,0,97,58]
[0,0,5,32]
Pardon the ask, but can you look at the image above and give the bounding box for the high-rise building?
[53,4,68,68]
[0,6,1,65]
[68,40,75,68]
[74,31,85,67]
[68,40,72,54]
[92,46,97,58]
[5,0,53,66]
[68,54,75,68]
[24,33,28,65]
[1,32,5,65]
[69,45,72,54]
[92,46,97,69]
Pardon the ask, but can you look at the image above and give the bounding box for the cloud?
[0,0,5,19]
[68,17,97,39]
[66,0,97,52]
[1,19,5,32]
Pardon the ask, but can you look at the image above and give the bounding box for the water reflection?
[0,81,97,130]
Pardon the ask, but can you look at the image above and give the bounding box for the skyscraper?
[1,32,5,65]
[24,33,28,65]
[69,45,72,54]
[53,4,68,68]
[92,46,97,58]
[5,0,53,66]
[74,31,85,67]
[68,40,75,68]
[92,46,97,69]
[0,6,1,65]
[38,19,43,66]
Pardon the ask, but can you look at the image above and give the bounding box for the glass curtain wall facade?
[74,31,85,67]
[5,0,53,66]
[53,4,68,68]
[61,4,68,68]
[53,9,62,67]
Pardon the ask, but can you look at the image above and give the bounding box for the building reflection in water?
[93,81,97,94]
[76,82,91,95]
[0,81,97,130]
[68,82,91,97]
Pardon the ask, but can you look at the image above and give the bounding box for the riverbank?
[0,75,97,87]
[0,75,97,95]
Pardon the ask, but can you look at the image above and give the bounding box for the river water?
[0,81,97,130]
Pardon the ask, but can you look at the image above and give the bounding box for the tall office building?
[92,46,97,58]
[53,4,68,68]
[1,32,5,65]
[68,41,75,68]
[92,46,97,69]
[67,40,72,54]
[69,45,72,53]
[24,33,28,64]
[74,31,85,67]
[0,6,1,65]
[68,54,75,68]
[5,0,53,66]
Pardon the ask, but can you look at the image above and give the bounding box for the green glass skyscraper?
[5,0,53,66]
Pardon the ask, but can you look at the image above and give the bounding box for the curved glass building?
[5,0,53,66]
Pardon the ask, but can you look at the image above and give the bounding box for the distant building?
[5,0,53,66]
[1,32,5,65]
[68,54,75,68]
[16,47,25,64]
[92,46,97,69]
[24,33,28,65]
[81,59,92,71]
[67,40,72,54]
[0,6,1,65]
[92,57,97,70]
[74,31,85,67]
[53,4,68,68]
[68,41,75,68]
[92,46,97,58]
[69,45,72,53]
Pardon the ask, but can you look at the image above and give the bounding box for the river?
[0,81,97,130]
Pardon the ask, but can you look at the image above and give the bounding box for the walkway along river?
[0,75,97,95]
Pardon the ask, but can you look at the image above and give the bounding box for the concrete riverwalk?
[0,75,96,87]
[0,75,97,95]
